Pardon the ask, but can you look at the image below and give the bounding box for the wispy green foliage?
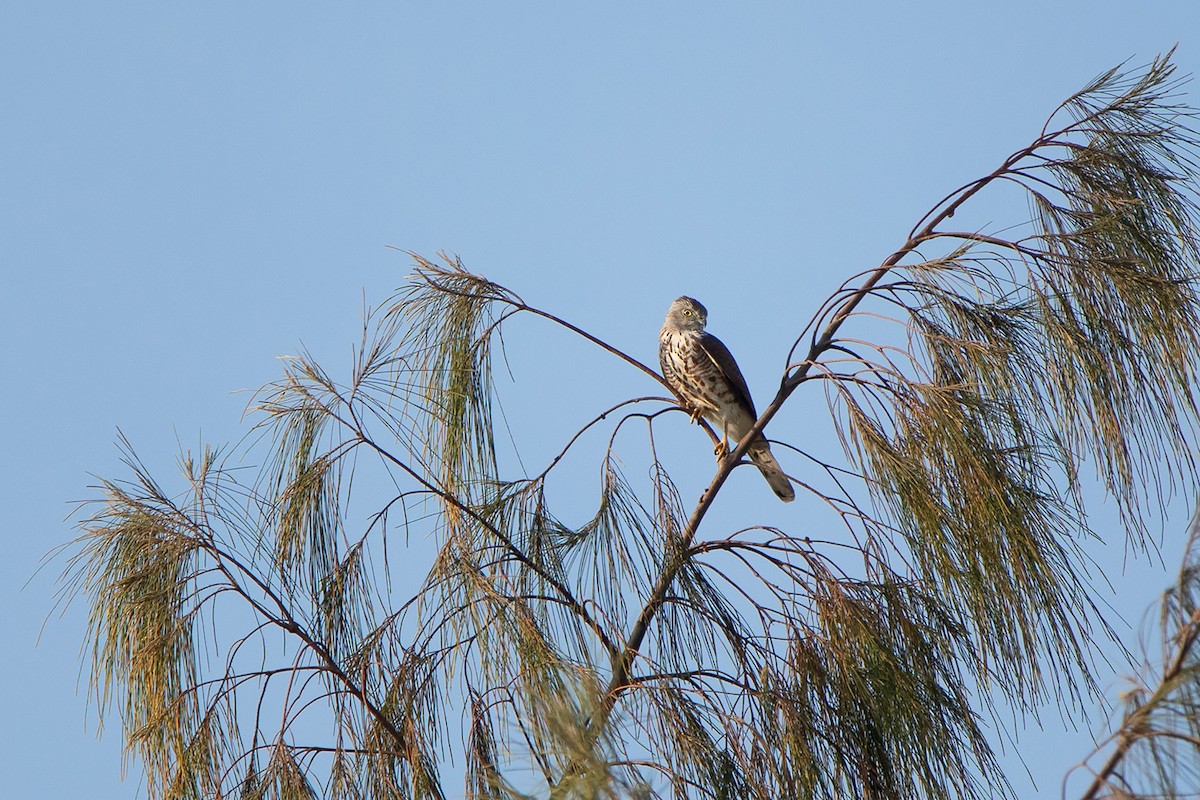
[64,441,236,799]
[820,51,1200,716]
[241,743,321,800]
[388,253,513,499]
[58,53,1200,800]
[1069,511,1200,799]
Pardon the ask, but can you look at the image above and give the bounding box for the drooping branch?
[57,51,1200,800]
[1072,508,1200,800]
[579,50,1200,794]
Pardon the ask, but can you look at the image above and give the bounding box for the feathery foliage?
[59,53,1200,799]
[1069,510,1200,799]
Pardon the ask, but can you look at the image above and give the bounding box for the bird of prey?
[659,296,795,502]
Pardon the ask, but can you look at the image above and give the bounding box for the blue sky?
[4,3,1200,797]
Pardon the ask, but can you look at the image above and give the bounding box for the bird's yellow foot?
[713,431,729,459]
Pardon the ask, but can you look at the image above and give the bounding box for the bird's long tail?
[748,442,795,502]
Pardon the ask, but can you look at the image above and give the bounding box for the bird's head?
[664,296,708,332]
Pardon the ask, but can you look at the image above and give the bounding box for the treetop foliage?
[59,51,1200,800]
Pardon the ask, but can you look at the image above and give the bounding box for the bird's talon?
[714,431,730,459]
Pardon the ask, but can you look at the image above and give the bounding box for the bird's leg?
[682,405,727,456]
[713,426,729,458]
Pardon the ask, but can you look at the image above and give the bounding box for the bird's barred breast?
[661,331,728,417]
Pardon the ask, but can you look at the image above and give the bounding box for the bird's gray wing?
[697,332,758,417]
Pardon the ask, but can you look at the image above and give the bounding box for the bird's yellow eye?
[683,309,693,316]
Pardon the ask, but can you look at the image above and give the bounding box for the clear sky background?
[5,3,1200,798]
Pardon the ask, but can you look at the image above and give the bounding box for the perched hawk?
[659,296,795,502]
